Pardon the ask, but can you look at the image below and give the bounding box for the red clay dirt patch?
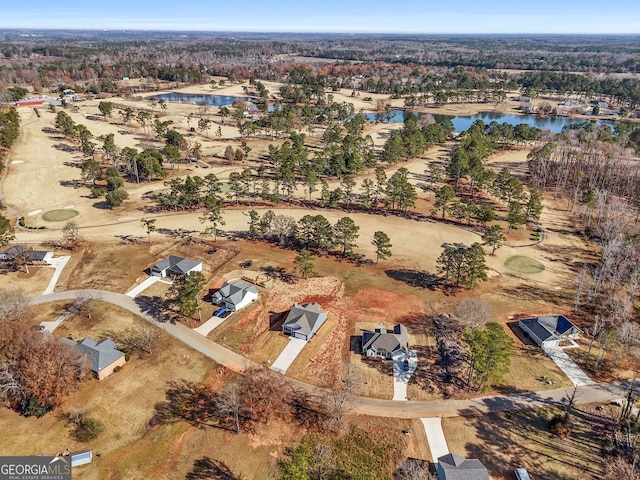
[350,287,425,318]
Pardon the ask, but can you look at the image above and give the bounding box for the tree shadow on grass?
[135,295,173,323]
[385,269,442,290]
[186,457,239,480]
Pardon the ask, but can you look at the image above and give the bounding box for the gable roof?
[520,314,581,343]
[151,255,200,275]
[282,302,326,336]
[73,337,125,373]
[213,281,258,307]
[437,453,489,480]
[0,246,51,260]
[363,324,408,355]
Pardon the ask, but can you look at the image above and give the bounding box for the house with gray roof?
[212,281,258,312]
[62,337,126,380]
[150,255,202,278]
[362,324,408,359]
[436,453,489,480]
[282,302,328,341]
[0,245,53,264]
[519,314,582,347]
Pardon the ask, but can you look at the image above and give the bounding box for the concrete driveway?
[39,306,75,333]
[543,346,595,386]
[125,275,161,298]
[420,417,449,463]
[393,350,418,401]
[42,256,70,294]
[270,337,307,374]
[194,315,227,336]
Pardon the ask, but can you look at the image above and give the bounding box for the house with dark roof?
[0,245,53,264]
[519,314,582,347]
[150,255,202,278]
[62,337,126,380]
[436,453,490,480]
[212,281,258,312]
[282,302,328,341]
[362,324,408,359]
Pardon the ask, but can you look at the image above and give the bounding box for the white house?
[212,281,258,312]
[519,314,582,347]
[149,256,202,278]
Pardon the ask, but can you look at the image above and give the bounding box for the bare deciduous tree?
[110,322,161,355]
[0,290,29,322]
[395,458,430,480]
[453,297,493,330]
[62,221,81,249]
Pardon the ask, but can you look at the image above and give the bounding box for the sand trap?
[64,204,75,209]
[27,209,43,216]
[10,160,24,164]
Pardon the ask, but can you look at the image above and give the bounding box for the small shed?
[70,449,92,467]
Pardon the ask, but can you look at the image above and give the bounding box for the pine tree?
[294,249,315,279]
[371,231,392,263]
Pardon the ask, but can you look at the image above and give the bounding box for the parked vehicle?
[214,307,228,318]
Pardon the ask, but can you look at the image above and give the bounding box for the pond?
[148,92,252,106]
[361,109,613,133]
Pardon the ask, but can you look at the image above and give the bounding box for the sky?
[1,0,639,34]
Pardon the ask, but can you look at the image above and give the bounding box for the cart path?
[28,289,630,419]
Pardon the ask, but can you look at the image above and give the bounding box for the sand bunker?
[27,209,43,216]
[10,160,24,165]
[42,209,79,222]
[504,255,546,274]
[64,204,76,209]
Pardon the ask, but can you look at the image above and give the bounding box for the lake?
[148,92,252,106]
[361,109,612,133]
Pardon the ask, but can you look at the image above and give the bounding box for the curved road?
[29,290,629,419]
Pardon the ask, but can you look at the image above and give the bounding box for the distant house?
[0,245,53,264]
[150,255,202,278]
[437,453,490,480]
[362,324,408,359]
[282,302,328,341]
[519,314,582,348]
[62,337,126,380]
[212,281,258,312]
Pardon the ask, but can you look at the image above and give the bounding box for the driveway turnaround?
[125,276,161,298]
[393,351,418,401]
[420,417,449,462]
[270,337,308,374]
[543,346,595,386]
[194,316,227,336]
[42,256,70,294]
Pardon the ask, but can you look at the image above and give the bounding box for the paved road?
[28,290,630,419]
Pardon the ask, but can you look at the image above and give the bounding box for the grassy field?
[0,265,54,297]
[443,406,606,480]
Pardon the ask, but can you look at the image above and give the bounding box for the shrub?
[549,413,571,438]
[20,397,52,418]
[73,417,105,442]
